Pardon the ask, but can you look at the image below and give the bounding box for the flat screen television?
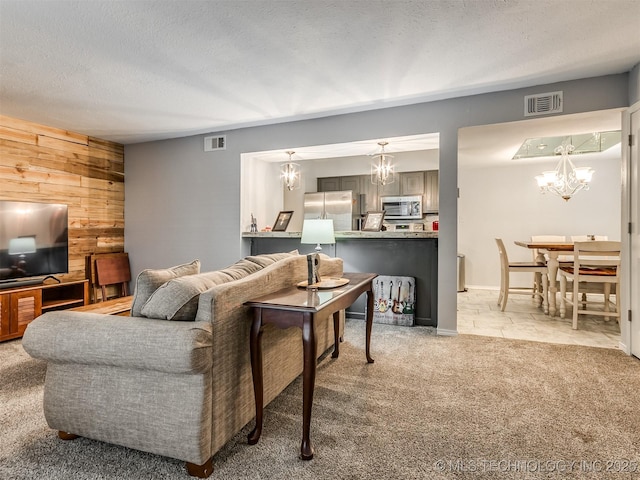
[0,200,69,288]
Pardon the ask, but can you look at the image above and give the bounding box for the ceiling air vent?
[204,135,226,151]
[524,91,563,117]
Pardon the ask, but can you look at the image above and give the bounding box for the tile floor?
[457,288,621,349]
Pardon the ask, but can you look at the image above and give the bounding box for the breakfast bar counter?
[242,231,438,326]
[242,231,439,239]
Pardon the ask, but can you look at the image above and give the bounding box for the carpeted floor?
[1,320,639,479]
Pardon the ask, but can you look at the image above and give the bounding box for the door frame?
[621,101,639,357]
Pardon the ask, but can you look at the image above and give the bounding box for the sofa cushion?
[139,253,298,321]
[140,259,264,321]
[245,251,298,268]
[140,270,232,321]
[217,258,263,280]
[131,260,201,317]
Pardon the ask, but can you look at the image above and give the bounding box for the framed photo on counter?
[272,211,294,231]
[362,211,385,231]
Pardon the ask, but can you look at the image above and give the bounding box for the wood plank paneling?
[0,116,125,283]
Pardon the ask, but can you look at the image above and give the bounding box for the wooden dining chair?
[569,235,610,305]
[571,235,609,241]
[558,241,621,330]
[495,238,548,313]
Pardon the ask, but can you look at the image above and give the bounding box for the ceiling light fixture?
[534,142,594,201]
[371,141,396,186]
[281,151,300,191]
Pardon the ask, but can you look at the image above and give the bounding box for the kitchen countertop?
[242,231,438,239]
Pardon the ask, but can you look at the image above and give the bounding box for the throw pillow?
[140,270,230,321]
[130,259,200,317]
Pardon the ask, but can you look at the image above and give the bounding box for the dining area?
[498,236,621,330]
[456,233,622,349]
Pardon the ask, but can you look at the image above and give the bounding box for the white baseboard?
[463,285,499,291]
[437,327,458,336]
[618,340,630,354]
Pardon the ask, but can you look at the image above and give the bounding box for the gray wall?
[459,150,622,288]
[630,63,640,105]
[125,73,631,335]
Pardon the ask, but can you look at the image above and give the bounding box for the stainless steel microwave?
[380,195,423,220]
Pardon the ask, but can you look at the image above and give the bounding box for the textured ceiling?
[0,0,639,145]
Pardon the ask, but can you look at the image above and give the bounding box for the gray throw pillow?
[140,270,230,321]
[130,260,200,317]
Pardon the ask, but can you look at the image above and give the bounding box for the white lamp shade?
[574,167,594,183]
[301,219,335,245]
[8,236,36,255]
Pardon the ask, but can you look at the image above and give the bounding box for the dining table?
[514,240,575,317]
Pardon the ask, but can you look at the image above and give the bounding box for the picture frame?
[272,211,294,231]
[362,211,385,232]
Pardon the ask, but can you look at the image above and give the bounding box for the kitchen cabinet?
[424,170,439,213]
[378,172,424,197]
[340,175,361,194]
[318,176,361,194]
[400,171,425,195]
[317,177,341,192]
[377,180,401,197]
[318,170,438,214]
[360,176,379,213]
[0,280,88,342]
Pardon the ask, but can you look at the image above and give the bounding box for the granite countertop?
[242,231,438,239]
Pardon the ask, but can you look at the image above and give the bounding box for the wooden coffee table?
[244,272,377,460]
[69,295,133,316]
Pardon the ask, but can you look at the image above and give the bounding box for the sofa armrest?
[317,254,343,278]
[22,312,212,374]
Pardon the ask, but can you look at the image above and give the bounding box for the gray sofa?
[22,252,343,478]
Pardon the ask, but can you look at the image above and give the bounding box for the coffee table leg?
[248,308,264,445]
[365,289,374,363]
[331,310,340,358]
[301,312,317,460]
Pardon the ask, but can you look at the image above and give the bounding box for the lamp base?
[314,244,322,251]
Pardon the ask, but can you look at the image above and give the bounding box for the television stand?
[0,279,89,342]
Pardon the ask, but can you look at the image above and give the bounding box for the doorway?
[457,109,625,348]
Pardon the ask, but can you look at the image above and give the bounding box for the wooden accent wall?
[0,115,125,282]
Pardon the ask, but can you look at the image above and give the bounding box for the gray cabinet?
[340,175,361,193]
[318,170,438,214]
[377,180,400,197]
[400,171,424,195]
[424,170,439,212]
[317,177,341,192]
[360,176,379,213]
[318,175,361,193]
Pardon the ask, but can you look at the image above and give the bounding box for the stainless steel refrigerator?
[303,191,355,231]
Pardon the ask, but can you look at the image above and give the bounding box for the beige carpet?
[1,320,639,479]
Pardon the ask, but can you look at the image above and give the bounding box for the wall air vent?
[204,135,226,151]
[524,91,563,117]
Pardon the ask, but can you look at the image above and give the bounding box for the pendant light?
[281,151,300,191]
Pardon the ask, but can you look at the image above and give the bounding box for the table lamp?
[301,219,335,252]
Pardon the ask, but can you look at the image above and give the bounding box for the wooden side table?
[244,272,377,460]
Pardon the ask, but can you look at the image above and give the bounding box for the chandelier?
[371,141,396,186]
[280,151,300,191]
[534,143,594,201]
